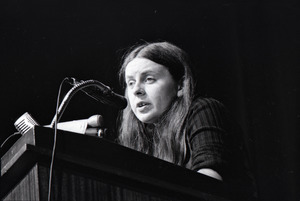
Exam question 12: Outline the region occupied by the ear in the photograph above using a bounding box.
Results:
[177,87,183,97]
[177,78,184,97]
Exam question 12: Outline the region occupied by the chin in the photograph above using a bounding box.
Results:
[137,115,156,124]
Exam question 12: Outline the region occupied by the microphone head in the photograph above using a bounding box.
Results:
[87,115,104,127]
[66,77,128,110]
[14,112,39,134]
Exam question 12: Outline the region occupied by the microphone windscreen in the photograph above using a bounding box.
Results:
[87,115,104,127]
[14,112,39,134]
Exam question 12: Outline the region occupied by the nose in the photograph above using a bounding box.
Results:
[133,81,145,96]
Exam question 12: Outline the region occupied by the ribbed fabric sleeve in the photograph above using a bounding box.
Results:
[185,97,252,185]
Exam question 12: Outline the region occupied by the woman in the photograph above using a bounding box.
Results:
[117,41,254,190]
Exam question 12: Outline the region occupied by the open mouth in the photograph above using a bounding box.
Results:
[137,102,149,108]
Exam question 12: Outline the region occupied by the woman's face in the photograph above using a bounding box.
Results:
[125,58,178,124]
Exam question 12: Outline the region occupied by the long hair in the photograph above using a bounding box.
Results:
[118,41,194,166]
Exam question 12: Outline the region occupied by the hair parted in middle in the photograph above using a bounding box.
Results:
[118,41,195,166]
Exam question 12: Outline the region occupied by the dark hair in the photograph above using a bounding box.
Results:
[118,41,194,165]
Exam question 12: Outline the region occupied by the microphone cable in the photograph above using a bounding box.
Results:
[48,77,69,201]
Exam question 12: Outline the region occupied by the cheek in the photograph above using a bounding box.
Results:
[153,85,177,109]
[157,95,173,110]
[126,90,135,109]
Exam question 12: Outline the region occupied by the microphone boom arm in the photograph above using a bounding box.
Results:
[50,79,126,128]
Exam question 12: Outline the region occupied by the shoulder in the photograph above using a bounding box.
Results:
[186,96,231,136]
[191,96,225,108]
[189,96,228,118]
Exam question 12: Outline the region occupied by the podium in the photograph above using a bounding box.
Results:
[1,126,235,201]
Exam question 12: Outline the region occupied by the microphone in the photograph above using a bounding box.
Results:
[14,112,39,134]
[86,114,104,127]
[67,78,127,110]
[53,114,104,135]
[14,112,107,137]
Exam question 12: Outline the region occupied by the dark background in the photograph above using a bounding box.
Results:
[1,0,299,200]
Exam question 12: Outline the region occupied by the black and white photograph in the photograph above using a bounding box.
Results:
[1,0,299,201]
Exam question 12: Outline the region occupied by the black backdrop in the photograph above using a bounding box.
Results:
[1,0,299,200]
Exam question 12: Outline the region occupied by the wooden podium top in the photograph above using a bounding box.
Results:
[1,126,235,201]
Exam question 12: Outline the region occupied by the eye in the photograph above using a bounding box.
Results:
[145,76,155,83]
[127,80,135,88]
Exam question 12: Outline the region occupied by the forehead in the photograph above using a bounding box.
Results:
[125,58,169,77]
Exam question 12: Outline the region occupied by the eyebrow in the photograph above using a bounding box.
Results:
[125,70,159,80]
